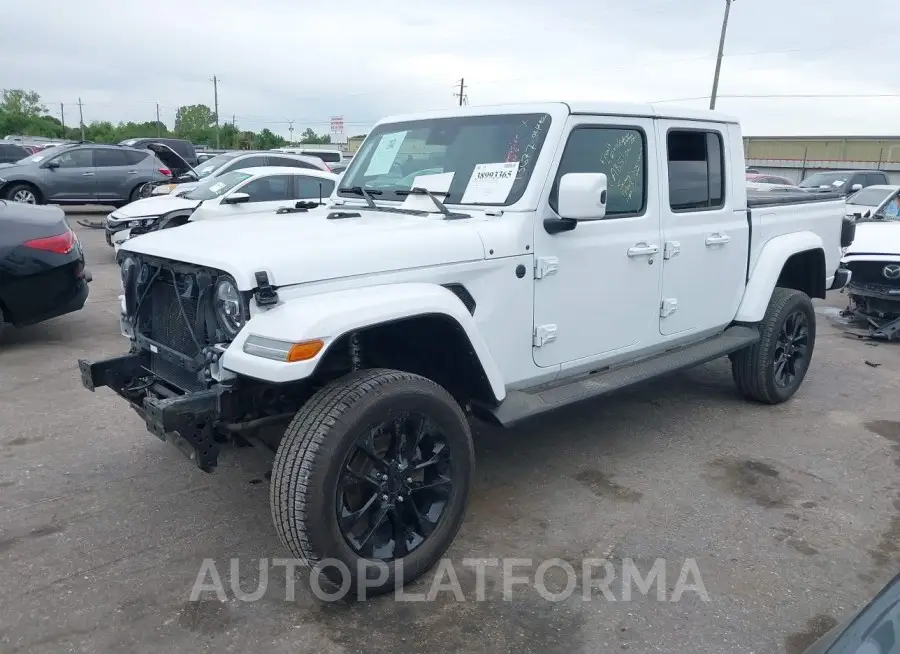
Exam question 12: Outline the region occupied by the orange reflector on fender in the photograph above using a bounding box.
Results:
[287,339,324,362]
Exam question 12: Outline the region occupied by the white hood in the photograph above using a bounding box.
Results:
[843,221,900,258]
[120,207,490,290]
[109,195,201,222]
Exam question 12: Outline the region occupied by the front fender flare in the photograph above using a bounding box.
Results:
[222,283,506,401]
[735,231,824,323]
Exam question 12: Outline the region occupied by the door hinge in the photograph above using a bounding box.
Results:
[660,298,678,317]
[663,241,681,260]
[534,256,559,279]
[533,324,558,347]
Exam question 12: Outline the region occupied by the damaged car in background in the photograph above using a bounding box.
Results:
[839,200,900,339]
[104,167,338,249]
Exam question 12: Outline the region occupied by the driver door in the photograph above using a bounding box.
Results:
[43,148,96,201]
[216,175,295,216]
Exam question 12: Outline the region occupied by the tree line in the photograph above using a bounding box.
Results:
[0,89,340,150]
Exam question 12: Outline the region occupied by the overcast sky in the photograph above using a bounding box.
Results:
[2,0,899,138]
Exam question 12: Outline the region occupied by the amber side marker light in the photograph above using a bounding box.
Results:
[287,339,325,362]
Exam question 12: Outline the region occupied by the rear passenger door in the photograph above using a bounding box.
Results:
[656,122,749,337]
[94,148,143,202]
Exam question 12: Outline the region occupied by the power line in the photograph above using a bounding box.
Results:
[652,92,900,104]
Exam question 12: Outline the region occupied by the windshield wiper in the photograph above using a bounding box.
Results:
[338,186,382,208]
[395,187,470,220]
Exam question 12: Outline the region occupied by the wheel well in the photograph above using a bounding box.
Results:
[4,181,43,203]
[312,314,497,407]
[776,249,825,299]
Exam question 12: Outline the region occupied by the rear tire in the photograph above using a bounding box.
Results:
[271,368,474,598]
[5,183,41,205]
[731,287,816,404]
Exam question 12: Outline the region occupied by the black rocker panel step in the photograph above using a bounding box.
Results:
[479,325,760,427]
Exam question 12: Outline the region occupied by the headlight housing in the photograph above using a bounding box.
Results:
[214,275,246,338]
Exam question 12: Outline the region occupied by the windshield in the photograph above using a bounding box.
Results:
[847,187,895,206]
[338,113,552,205]
[183,171,252,200]
[799,172,850,188]
[194,154,239,179]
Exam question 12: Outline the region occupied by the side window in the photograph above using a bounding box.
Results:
[667,130,726,211]
[850,174,866,189]
[94,149,130,167]
[52,148,94,168]
[237,175,293,203]
[866,173,885,186]
[550,126,646,217]
[221,156,267,174]
[295,176,334,199]
[123,150,150,165]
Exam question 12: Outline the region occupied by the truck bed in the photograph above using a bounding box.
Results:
[747,190,843,207]
[746,192,845,289]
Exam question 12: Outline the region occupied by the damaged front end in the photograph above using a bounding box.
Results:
[79,253,303,471]
[841,259,900,339]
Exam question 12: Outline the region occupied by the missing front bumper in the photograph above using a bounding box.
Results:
[79,352,238,471]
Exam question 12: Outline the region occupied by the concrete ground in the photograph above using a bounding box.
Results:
[0,213,898,654]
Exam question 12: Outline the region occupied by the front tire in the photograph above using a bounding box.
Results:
[271,369,474,598]
[6,183,40,205]
[731,287,816,403]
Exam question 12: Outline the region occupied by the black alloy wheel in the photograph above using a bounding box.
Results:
[336,411,453,560]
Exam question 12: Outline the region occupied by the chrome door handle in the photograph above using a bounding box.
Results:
[705,233,731,246]
[627,242,659,257]
[81,172,95,176]
[127,170,139,174]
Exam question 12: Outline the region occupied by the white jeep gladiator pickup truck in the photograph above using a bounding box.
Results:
[79,101,853,595]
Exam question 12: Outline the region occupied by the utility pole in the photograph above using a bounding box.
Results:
[211,75,220,149]
[77,97,85,141]
[454,78,467,106]
[59,103,66,138]
[709,0,735,110]
[156,103,161,136]
[288,120,294,145]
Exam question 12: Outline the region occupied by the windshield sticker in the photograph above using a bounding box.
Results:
[209,182,226,193]
[832,180,843,187]
[410,171,454,194]
[461,162,520,204]
[364,131,408,176]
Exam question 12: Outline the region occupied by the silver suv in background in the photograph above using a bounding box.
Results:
[0,144,173,206]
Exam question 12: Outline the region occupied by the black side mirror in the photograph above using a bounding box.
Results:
[45,160,60,170]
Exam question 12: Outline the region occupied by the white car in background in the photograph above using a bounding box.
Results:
[151,151,330,196]
[270,147,346,167]
[844,184,900,220]
[105,167,338,249]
